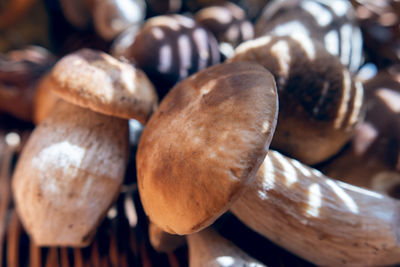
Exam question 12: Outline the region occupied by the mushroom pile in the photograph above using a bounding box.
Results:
[3,0,400,266]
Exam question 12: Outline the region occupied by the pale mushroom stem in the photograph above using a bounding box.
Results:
[12,100,129,247]
[187,228,266,267]
[231,150,400,266]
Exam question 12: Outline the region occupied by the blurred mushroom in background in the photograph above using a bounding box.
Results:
[256,0,363,73]
[114,14,220,97]
[320,66,400,197]
[0,46,56,122]
[195,2,254,59]
[351,0,400,67]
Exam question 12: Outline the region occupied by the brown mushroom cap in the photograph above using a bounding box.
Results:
[136,61,278,235]
[118,14,220,96]
[230,35,364,164]
[255,0,362,73]
[48,49,158,124]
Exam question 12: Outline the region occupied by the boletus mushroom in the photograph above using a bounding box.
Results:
[255,0,363,73]
[137,61,278,235]
[136,60,400,266]
[12,49,158,247]
[231,150,400,266]
[115,14,220,96]
[229,34,364,164]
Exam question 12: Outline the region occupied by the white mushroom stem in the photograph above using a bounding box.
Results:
[149,222,186,253]
[187,228,266,267]
[230,150,400,266]
[12,100,129,247]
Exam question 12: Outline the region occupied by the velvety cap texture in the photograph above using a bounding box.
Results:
[137,61,278,234]
[49,48,158,124]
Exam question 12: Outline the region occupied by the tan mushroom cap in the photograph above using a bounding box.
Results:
[137,61,278,235]
[48,48,158,124]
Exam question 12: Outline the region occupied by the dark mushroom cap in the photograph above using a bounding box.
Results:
[136,62,278,234]
[230,34,364,164]
[255,0,362,73]
[116,14,220,97]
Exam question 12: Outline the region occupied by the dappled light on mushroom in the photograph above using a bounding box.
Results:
[324,30,339,56]
[270,40,291,80]
[291,158,312,177]
[273,21,309,39]
[326,180,359,214]
[270,150,297,186]
[347,81,364,130]
[177,34,192,77]
[306,183,322,218]
[230,150,400,266]
[158,44,173,73]
[334,69,353,129]
[11,49,157,246]
[254,0,362,73]
[216,256,235,266]
[339,181,384,199]
[231,32,362,164]
[301,1,333,26]
[257,155,275,200]
[31,141,85,199]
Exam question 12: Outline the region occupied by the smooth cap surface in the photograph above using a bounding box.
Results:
[49,48,158,124]
[136,61,278,234]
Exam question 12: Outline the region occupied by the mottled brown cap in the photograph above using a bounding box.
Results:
[230,35,364,164]
[48,49,158,124]
[118,14,220,96]
[255,0,362,73]
[136,61,278,235]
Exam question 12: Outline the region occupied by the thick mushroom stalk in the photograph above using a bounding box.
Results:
[12,101,129,246]
[12,49,158,247]
[231,150,400,266]
[188,228,266,267]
